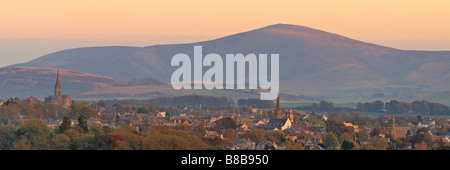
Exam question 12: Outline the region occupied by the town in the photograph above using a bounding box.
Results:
[0,70,449,150]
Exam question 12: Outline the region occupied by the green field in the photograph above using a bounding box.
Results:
[280,101,357,109]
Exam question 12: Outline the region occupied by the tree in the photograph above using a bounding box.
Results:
[223,129,236,141]
[365,137,388,150]
[78,115,89,133]
[59,116,72,133]
[326,120,352,136]
[12,136,32,150]
[319,100,334,111]
[370,128,381,137]
[283,141,304,150]
[0,125,17,150]
[16,120,50,150]
[405,130,412,139]
[50,134,71,150]
[356,103,364,111]
[243,129,266,143]
[215,117,236,130]
[195,121,207,137]
[414,141,428,150]
[97,100,107,108]
[0,103,21,123]
[115,114,120,124]
[322,132,340,150]
[373,100,384,112]
[339,132,354,144]
[69,104,98,119]
[341,140,355,150]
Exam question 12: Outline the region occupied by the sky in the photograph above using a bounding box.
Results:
[1,0,450,67]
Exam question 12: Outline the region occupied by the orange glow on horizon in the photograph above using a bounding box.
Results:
[1,0,449,50]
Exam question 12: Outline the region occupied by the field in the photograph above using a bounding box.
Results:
[280,101,357,109]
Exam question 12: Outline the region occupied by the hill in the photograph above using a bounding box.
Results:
[0,67,126,99]
[6,24,450,99]
[0,67,277,101]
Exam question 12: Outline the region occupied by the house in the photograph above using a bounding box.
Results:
[356,138,370,147]
[302,138,323,150]
[43,119,62,130]
[205,130,223,139]
[343,122,359,132]
[265,118,292,131]
[21,96,42,105]
[311,145,325,150]
[254,120,266,127]
[256,141,277,150]
[395,127,412,138]
[251,108,258,114]
[238,123,249,131]
[418,121,435,128]
[172,118,191,126]
[285,135,297,141]
[232,138,256,150]
[157,112,166,118]
[209,114,224,123]
[303,139,314,149]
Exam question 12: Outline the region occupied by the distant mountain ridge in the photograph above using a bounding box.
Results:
[0,67,126,99]
[0,67,276,101]
[7,24,450,92]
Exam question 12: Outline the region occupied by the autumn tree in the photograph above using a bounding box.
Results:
[59,116,72,133]
[12,136,32,150]
[364,137,388,150]
[283,141,304,150]
[215,117,236,130]
[68,104,98,119]
[414,141,428,150]
[341,140,355,150]
[49,134,71,150]
[0,125,17,150]
[243,129,266,143]
[16,120,50,150]
[0,103,22,124]
[197,121,207,137]
[78,115,89,133]
[322,132,340,150]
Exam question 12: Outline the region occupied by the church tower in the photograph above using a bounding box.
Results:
[289,108,294,122]
[275,94,283,119]
[54,69,62,98]
[391,113,396,139]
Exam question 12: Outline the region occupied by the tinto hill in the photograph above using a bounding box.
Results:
[9,24,450,91]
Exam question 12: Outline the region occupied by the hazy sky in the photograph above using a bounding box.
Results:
[1,0,450,67]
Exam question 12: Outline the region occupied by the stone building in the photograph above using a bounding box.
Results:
[44,69,72,107]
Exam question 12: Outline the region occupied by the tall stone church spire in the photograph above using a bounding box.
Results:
[54,69,62,98]
[45,68,72,107]
[276,93,282,119]
[391,113,396,139]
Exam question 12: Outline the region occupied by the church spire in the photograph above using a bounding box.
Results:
[391,113,396,140]
[54,69,62,97]
[276,93,282,119]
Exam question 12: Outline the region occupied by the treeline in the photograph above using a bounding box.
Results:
[357,100,450,115]
[149,95,234,107]
[0,100,98,124]
[293,101,355,113]
[0,119,210,150]
[237,98,275,108]
[294,100,450,115]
